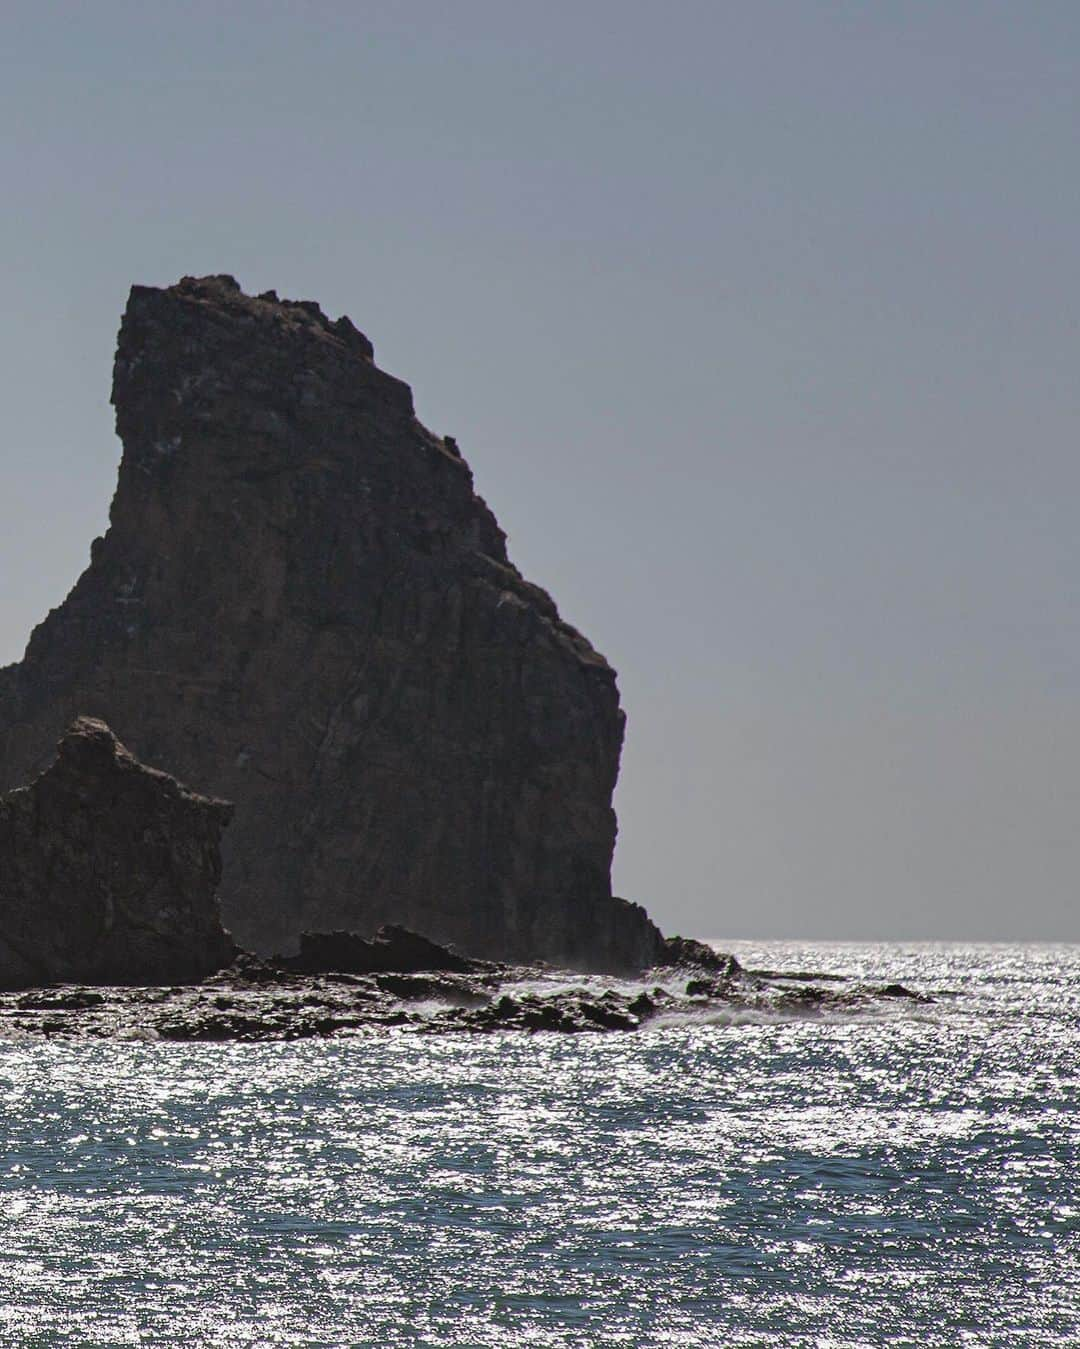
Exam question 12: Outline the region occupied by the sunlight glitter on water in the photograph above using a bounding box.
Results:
[0,943,1077,1346]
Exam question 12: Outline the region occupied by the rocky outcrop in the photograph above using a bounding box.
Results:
[0,718,235,989]
[659,935,743,976]
[0,951,932,1042]
[284,925,487,976]
[0,275,665,971]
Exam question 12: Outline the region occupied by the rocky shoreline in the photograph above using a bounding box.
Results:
[0,280,940,1028]
[0,715,931,1044]
[0,943,930,1043]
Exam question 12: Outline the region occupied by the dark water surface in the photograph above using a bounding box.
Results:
[1,942,1076,1346]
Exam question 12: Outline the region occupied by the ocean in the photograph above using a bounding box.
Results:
[0,941,1076,1347]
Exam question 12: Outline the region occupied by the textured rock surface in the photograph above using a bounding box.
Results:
[0,718,235,989]
[0,952,931,1043]
[0,275,664,970]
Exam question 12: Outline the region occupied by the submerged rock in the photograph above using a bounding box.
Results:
[0,718,235,990]
[0,275,663,972]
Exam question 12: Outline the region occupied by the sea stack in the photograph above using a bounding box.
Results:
[0,276,663,971]
[0,718,235,989]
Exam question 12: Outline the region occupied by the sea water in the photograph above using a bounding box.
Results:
[0,942,1076,1347]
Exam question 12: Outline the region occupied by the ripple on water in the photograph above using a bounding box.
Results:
[0,942,1077,1346]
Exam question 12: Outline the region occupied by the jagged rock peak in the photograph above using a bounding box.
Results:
[0,718,236,990]
[0,276,665,973]
[161,273,377,360]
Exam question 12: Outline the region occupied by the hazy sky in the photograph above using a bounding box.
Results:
[3,1,1078,941]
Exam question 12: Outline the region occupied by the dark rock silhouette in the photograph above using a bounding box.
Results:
[660,935,742,975]
[284,924,487,976]
[0,719,235,989]
[0,275,664,971]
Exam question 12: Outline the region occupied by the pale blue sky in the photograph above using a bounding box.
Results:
[3,1,1078,939]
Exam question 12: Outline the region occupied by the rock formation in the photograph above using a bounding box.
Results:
[0,718,235,989]
[283,925,488,977]
[0,275,664,971]
[0,945,931,1042]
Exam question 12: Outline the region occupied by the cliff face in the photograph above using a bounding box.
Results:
[0,718,235,989]
[0,275,663,971]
